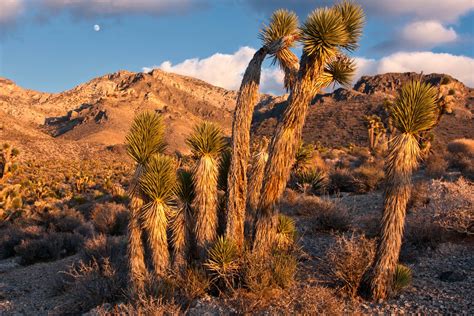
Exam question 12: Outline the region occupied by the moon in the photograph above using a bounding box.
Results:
[94,24,101,32]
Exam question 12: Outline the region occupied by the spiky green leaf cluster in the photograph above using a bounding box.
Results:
[186,122,226,158]
[301,1,364,59]
[393,264,412,292]
[277,215,296,241]
[323,54,356,86]
[301,7,348,59]
[205,236,239,277]
[390,81,439,134]
[126,112,166,165]
[294,142,315,171]
[139,154,177,204]
[260,9,299,64]
[296,168,327,192]
[335,1,365,51]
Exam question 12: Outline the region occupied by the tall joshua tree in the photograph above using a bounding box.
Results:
[186,122,226,260]
[139,154,177,278]
[253,1,364,253]
[125,112,167,293]
[360,81,439,300]
[226,10,300,250]
[170,169,195,270]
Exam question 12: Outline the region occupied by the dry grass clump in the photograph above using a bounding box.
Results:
[242,249,298,294]
[324,234,375,297]
[328,168,360,193]
[90,202,128,235]
[447,138,474,157]
[291,286,345,315]
[90,297,181,316]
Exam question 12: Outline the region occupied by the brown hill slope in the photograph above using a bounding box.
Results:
[252,73,473,149]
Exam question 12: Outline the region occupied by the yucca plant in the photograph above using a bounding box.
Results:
[139,154,177,278]
[293,142,315,172]
[205,236,240,291]
[254,1,364,253]
[360,81,440,300]
[295,168,327,195]
[170,169,195,270]
[125,112,167,293]
[186,122,226,260]
[275,214,297,250]
[226,9,300,251]
[392,264,412,294]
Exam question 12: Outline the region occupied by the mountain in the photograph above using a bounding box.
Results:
[1,70,472,159]
[252,72,473,150]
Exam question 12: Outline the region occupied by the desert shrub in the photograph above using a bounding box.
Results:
[404,219,446,249]
[0,225,28,259]
[447,138,474,179]
[15,232,83,265]
[90,202,128,235]
[407,181,430,211]
[310,199,351,233]
[243,249,298,294]
[90,297,181,316]
[58,235,128,312]
[324,234,375,297]
[353,163,384,192]
[425,152,448,179]
[329,169,360,193]
[39,206,86,233]
[392,264,412,294]
[349,146,372,167]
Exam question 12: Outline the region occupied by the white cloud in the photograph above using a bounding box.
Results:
[0,0,23,24]
[400,20,458,48]
[355,52,474,87]
[144,46,285,95]
[41,0,206,17]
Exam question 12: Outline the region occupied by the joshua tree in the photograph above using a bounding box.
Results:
[0,144,19,182]
[186,122,226,260]
[365,115,386,150]
[253,1,364,253]
[359,81,440,300]
[139,154,177,278]
[225,10,300,250]
[125,112,166,293]
[170,169,195,270]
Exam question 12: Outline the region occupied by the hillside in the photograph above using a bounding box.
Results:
[1,70,472,158]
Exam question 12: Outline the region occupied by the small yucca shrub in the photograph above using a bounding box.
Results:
[205,236,239,290]
[271,251,297,288]
[392,264,412,293]
[295,169,327,194]
[276,214,296,249]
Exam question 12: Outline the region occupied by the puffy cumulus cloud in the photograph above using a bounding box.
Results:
[41,0,207,17]
[354,52,474,87]
[400,20,458,48]
[144,46,285,95]
[0,0,24,24]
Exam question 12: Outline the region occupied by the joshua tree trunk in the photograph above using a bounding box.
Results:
[127,166,147,295]
[193,155,219,260]
[226,38,297,250]
[253,56,324,253]
[142,202,170,278]
[171,202,194,270]
[360,134,420,300]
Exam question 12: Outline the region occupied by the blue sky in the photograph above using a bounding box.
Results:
[0,0,473,94]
